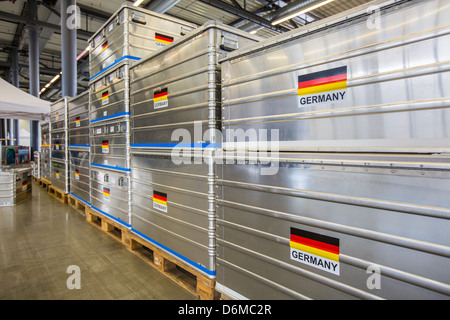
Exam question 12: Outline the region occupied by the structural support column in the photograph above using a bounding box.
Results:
[10,47,20,146]
[61,0,77,97]
[28,0,40,157]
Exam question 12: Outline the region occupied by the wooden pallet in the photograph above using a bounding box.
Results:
[124,232,218,300]
[85,207,129,246]
[39,178,51,190]
[48,185,68,204]
[68,194,89,215]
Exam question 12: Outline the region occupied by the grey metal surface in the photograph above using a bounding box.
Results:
[215,152,450,299]
[90,117,130,170]
[69,148,90,205]
[220,0,450,153]
[88,3,197,78]
[50,159,69,194]
[130,21,261,148]
[131,149,216,278]
[50,97,68,133]
[50,97,69,192]
[0,166,32,206]
[32,151,40,179]
[40,147,51,183]
[89,60,130,123]
[68,91,90,147]
[90,166,131,228]
[40,121,51,147]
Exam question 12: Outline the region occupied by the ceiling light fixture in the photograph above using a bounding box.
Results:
[133,0,145,7]
[272,0,336,26]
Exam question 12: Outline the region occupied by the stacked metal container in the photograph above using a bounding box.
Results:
[68,91,91,206]
[0,166,32,206]
[31,151,40,179]
[88,3,197,81]
[130,21,261,279]
[216,0,450,299]
[40,121,51,184]
[88,4,197,229]
[50,97,70,193]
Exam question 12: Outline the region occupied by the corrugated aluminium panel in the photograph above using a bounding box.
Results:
[220,0,450,153]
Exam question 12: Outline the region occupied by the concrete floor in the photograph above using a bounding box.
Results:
[0,183,197,300]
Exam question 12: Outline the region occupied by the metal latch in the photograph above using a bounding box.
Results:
[132,11,147,25]
[220,35,239,52]
[181,26,193,36]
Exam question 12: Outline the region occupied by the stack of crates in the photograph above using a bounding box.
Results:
[32,151,40,179]
[87,4,197,228]
[129,21,261,280]
[40,122,51,184]
[68,91,91,206]
[50,97,70,194]
[215,0,450,300]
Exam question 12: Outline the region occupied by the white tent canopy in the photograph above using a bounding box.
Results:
[0,78,51,121]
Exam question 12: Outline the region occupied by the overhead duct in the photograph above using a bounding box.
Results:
[241,0,330,33]
[271,0,335,25]
[146,0,181,13]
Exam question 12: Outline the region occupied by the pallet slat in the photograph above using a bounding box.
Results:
[48,185,68,204]
[124,232,218,300]
[68,194,89,215]
[85,207,130,246]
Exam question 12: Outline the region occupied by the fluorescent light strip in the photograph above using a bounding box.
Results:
[272,0,336,26]
[133,0,144,7]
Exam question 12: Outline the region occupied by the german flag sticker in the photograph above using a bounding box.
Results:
[153,190,167,213]
[101,91,109,105]
[153,88,168,109]
[102,140,109,154]
[298,66,348,107]
[75,169,80,180]
[103,187,110,200]
[100,41,108,53]
[155,33,174,47]
[56,171,60,179]
[290,227,340,275]
[75,116,80,127]
[22,182,28,191]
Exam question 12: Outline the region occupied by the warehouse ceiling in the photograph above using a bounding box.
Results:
[0,0,373,102]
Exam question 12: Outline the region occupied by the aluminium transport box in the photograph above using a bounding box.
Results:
[69,149,90,206]
[40,122,51,183]
[32,151,40,179]
[68,91,90,147]
[40,121,51,147]
[220,0,450,153]
[88,3,197,80]
[215,152,450,300]
[131,149,216,278]
[130,20,261,149]
[68,91,91,206]
[50,97,70,193]
[0,166,32,206]
[89,60,130,123]
[129,21,261,279]
[40,147,51,183]
[90,166,131,228]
